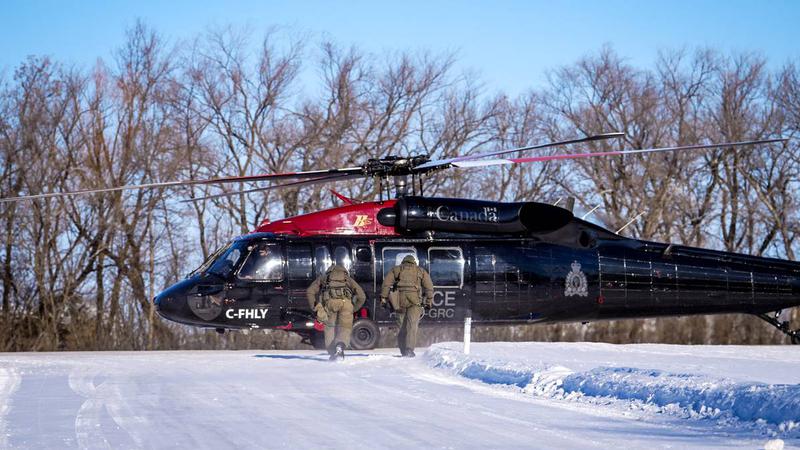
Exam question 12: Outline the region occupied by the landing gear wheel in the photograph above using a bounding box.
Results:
[350,319,380,350]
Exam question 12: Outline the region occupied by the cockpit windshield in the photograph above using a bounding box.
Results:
[188,242,231,278]
[205,241,249,278]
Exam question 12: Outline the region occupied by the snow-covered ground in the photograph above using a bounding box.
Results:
[0,342,797,449]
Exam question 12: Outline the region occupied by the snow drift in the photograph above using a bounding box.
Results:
[425,343,800,428]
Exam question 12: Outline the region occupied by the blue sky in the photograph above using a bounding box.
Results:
[1,0,798,95]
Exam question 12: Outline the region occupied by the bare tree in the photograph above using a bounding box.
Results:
[186,26,303,232]
[1,25,798,350]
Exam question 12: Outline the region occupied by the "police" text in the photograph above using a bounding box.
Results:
[426,290,456,319]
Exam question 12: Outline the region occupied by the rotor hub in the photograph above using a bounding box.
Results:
[362,155,431,177]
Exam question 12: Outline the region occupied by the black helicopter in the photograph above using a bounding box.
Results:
[4,133,798,348]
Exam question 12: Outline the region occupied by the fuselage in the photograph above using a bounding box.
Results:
[154,197,800,337]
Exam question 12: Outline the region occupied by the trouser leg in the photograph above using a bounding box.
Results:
[405,305,422,352]
[337,302,354,348]
[396,311,407,354]
[324,309,338,354]
[324,299,345,354]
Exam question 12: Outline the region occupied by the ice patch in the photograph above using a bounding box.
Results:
[425,344,800,430]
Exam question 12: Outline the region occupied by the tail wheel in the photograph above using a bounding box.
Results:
[351,318,380,350]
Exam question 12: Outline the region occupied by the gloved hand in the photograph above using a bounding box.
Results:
[381,297,395,313]
[423,299,433,310]
[314,303,328,323]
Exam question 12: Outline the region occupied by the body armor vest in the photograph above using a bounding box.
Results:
[324,268,352,300]
[396,264,421,292]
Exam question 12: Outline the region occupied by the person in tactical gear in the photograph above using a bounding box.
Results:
[306,264,366,360]
[380,255,434,357]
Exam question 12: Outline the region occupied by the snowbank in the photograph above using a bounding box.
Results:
[425,343,800,428]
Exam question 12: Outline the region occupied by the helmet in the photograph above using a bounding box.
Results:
[401,255,417,265]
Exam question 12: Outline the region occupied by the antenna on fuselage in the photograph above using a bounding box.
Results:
[616,211,646,235]
[580,190,613,220]
[582,203,602,220]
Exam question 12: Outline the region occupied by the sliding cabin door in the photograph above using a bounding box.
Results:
[423,246,468,322]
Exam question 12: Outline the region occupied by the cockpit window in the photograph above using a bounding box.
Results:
[206,241,248,278]
[238,243,284,281]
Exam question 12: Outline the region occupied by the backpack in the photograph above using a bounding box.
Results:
[324,266,353,299]
[395,263,422,291]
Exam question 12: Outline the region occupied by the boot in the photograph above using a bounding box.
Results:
[405,349,415,358]
[329,342,345,361]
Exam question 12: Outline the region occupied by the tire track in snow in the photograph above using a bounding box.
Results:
[68,365,112,450]
[69,365,153,449]
[350,355,602,448]
[70,364,178,449]
[0,367,22,449]
[100,378,151,448]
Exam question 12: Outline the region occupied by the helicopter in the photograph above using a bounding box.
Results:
[3,133,798,348]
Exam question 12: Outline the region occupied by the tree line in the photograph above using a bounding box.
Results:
[1,22,798,351]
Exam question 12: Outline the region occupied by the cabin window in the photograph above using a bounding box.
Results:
[237,243,284,281]
[474,248,495,279]
[334,245,352,271]
[314,246,332,277]
[382,247,417,279]
[494,250,520,284]
[474,247,495,294]
[287,244,313,280]
[356,246,372,263]
[428,247,464,288]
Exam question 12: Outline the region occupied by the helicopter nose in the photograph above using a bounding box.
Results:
[154,285,188,321]
[153,276,211,325]
[154,292,174,317]
[154,291,193,325]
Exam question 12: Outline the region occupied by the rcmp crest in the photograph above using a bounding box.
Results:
[564,261,588,297]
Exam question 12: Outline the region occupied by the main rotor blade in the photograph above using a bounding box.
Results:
[447,138,787,169]
[201,166,364,183]
[181,173,362,203]
[414,132,625,171]
[0,167,365,203]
